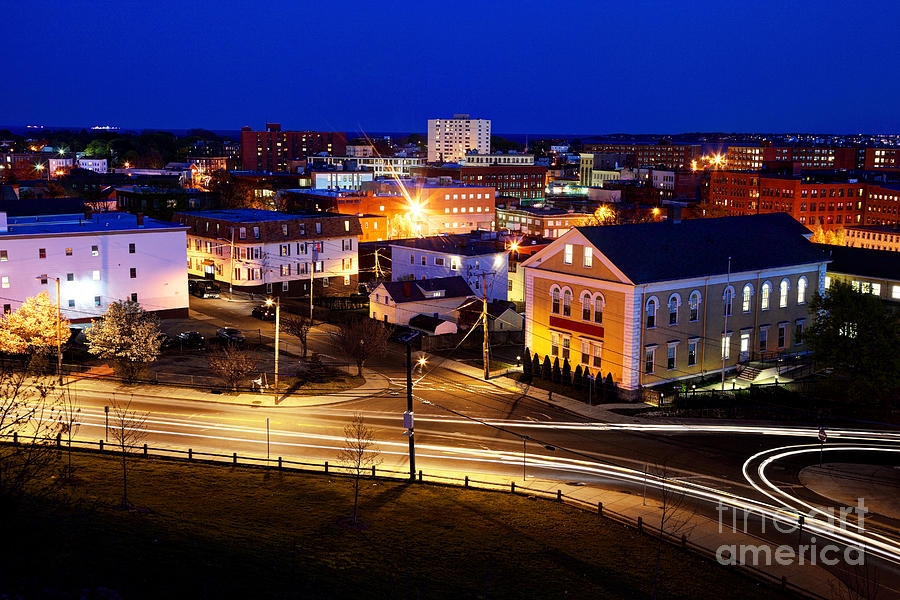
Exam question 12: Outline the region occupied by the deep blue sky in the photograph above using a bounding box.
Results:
[2,0,898,134]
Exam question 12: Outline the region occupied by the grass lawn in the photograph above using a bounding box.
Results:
[0,452,787,599]
[281,362,364,396]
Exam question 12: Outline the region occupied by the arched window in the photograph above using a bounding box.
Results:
[779,279,789,308]
[798,276,808,304]
[668,294,680,325]
[689,290,701,321]
[562,289,572,317]
[761,281,771,310]
[723,285,734,317]
[646,296,658,328]
[551,286,560,314]
[593,293,604,324]
[581,292,591,321]
[741,284,753,313]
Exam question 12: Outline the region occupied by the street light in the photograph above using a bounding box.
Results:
[266,296,281,401]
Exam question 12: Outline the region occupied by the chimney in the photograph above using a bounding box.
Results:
[137,212,144,227]
[667,205,682,224]
[403,281,411,297]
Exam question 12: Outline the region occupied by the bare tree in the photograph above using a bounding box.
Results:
[58,387,80,481]
[336,414,382,525]
[0,362,64,502]
[830,558,880,600]
[207,345,258,391]
[110,400,149,509]
[651,461,697,600]
[284,315,314,358]
[332,319,389,376]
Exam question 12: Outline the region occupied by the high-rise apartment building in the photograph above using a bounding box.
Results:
[427,115,490,163]
[240,123,346,172]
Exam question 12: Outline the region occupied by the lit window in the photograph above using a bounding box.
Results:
[551,287,560,314]
[687,339,698,366]
[562,289,572,317]
[583,246,592,268]
[779,279,789,308]
[797,277,807,304]
[742,284,752,313]
[761,282,771,310]
[668,295,679,325]
[91,245,99,256]
[689,291,701,321]
[646,297,657,328]
[92,270,100,281]
[563,244,573,264]
[721,333,732,360]
[667,344,677,370]
[644,346,655,374]
[0,250,6,262]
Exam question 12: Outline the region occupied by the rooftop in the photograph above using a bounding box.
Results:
[816,243,900,281]
[389,234,507,256]
[380,276,474,304]
[499,205,591,216]
[574,213,827,284]
[176,209,347,223]
[1,212,181,236]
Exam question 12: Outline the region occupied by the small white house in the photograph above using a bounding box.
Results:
[369,276,474,332]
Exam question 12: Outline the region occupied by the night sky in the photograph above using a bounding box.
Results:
[3,0,898,134]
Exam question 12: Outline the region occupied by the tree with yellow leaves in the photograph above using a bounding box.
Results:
[0,292,70,356]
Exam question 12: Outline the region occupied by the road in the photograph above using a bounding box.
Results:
[55,294,900,596]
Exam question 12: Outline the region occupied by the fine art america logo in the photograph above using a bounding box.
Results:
[715,499,868,566]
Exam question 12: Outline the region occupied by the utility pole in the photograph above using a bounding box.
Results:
[229,227,235,298]
[722,256,731,391]
[274,296,280,401]
[309,244,317,320]
[404,337,417,480]
[482,272,490,380]
[55,276,62,384]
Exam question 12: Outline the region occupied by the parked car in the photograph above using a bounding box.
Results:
[251,304,276,321]
[176,331,206,349]
[157,332,178,351]
[216,327,246,345]
[189,279,220,299]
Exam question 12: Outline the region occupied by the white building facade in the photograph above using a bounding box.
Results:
[0,211,188,323]
[427,115,491,163]
[390,242,508,302]
[309,156,424,178]
[77,158,108,173]
[461,153,534,166]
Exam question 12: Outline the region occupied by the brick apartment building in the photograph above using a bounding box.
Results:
[726,143,900,172]
[410,163,547,202]
[582,143,701,170]
[240,123,346,171]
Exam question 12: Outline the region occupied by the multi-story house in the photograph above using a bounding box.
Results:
[177,209,361,297]
[369,276,474,332]
[389,233,509,302]
[496,205,593,239]
[0,209,188,322]
[427,115,491,163]
[522,213,828,394]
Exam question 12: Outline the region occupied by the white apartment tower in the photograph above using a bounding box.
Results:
[427,115,491,163]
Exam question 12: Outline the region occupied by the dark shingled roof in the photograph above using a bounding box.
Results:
[815,243,900,281]
[408,314,450,334]
[576,213,827,284]
[382,276,474,304]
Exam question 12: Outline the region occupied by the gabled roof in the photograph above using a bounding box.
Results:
[456,298,518,318]
[408,314,450,334]
[381,276,474,304]
[815,243,900,281]
[573,214,827,284]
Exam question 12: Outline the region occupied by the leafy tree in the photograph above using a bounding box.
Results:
[532,353,542,379]
[490,136,521,153]
[83,139,110,157]
[572,364,582,387]
[85,300,162,382]
[522,347,532,379]
[552,357,561,383]
[561,358,572,386]
[284,315,314,358]
[405,133,424,147]
[541,356,551,379]
[0,292,71,356]
[604,373,616,403]
[568,139,583,153]
[332,318,389,376]
[806,281,900,406]
[337,413,381,525]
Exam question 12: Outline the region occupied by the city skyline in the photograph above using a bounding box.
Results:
[2,0,899,134]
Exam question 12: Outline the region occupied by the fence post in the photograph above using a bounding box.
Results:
[56,432,62,448]
[188,448,193,461]
[681,534,686,548]
[510,481,516,494]
[232,452,237,465]
[143,443,148,457]
[12,431,17,445]
[464,475,469,488]
[557,489,562,502]
[598,502,603,516]
[418,469,422,482]
[278,457,282,470]
[371,465,376,478]
[637,516,643,532]
[324,461,329,474]
[98,439,103,451]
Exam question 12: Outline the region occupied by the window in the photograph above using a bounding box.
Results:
[563,244,573,265]
[742,284,752,313]
[239,227,247,239]
[421,256,426,266]
[253,227,260,239]
[66,248,73,256]
[723,286,734,316]
[40,274,47,285]
[551,332,559,356]
[581,292,591,320]
[668,294,679,325]
[795,276,807,304]
[410,254,415,264]
[94,296,101,307]
[66,273,74,281]
[687,339,698,366]
[344,220,350,232]
[562,336,570,360]
[871,283,881,296]
[130,268,136,279]
[129,243,135,254]
[551,287,560,314]
[779,279,789,308]
[90,270,100,281]
[721,333,732,360]
[91,245,99,256]
[759,327,768,352]
[689,291,700,321]
[131,293,138,303]
[315,223,322,234]
[581,340,590,365]
[592,343,602,368]
[646,297,657,328]
[760,282,771,310]
[2,304,8,314]
[0,250,6,262]
[434,257,445,266]
[778,323,787,349]
[68,299,74,308]
[583,246,592,267]
[594,294,603,323]
[667,344,677,370]
[644,346,656,374]
[39,248,46,259]
[892,285,900,300]
[562,289,572,317]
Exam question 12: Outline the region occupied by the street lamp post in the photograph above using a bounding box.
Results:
[36,275,63,384]
[266,297,281,401]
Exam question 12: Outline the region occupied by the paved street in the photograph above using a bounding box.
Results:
[54,294,900,598]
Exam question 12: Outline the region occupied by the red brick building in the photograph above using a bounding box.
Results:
[240,123,346,172]
[409,164,547,202]
[727,143,900,172]
[582,142,701,170]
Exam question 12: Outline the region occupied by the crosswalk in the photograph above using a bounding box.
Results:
[386,377,507,395]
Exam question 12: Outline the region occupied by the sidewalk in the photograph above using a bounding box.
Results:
[66,370,389,408]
